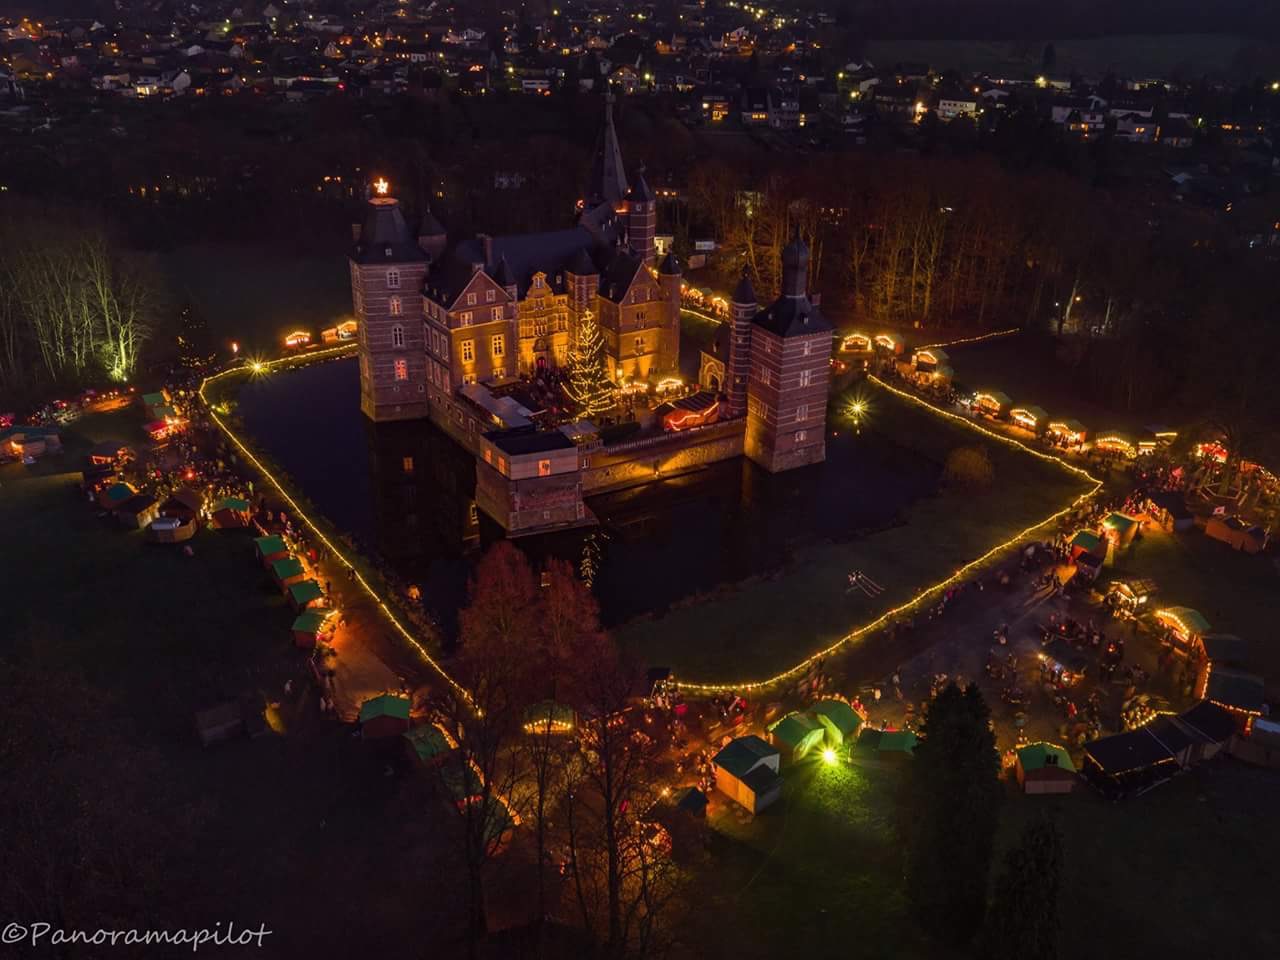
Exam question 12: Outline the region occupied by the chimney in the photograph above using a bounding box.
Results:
[351,223,362,243]
[479,233,494,268]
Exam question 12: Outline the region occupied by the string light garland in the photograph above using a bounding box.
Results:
[199,347,474,704]
[673,376,1102,695]
[916,327,1019,351]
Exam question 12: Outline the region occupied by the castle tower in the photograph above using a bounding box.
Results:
[351,182,430,421]
[725,266,756,419]
[625,164,657,267]
[744,234,833,472]
[658,250,682,375]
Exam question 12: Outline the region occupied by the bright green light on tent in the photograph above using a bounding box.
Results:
[822,748,837,765]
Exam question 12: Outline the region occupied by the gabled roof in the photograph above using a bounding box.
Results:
[768,711,823,749]
[1070,529,1104,552]
[1084,728,1175,774]
[272,557,304,581]
[713,734,777,778]
[1205,666,1265,714]
[292,610,332,634]
[288,580,324,606]
[811,699,862,737]
[359,693,410,723]
[254,534,286,556]
[658,250,681,276]
[1176,700,1237,742]
[599,251,644,303]
[403,724,451,762]
[1016,741,1075,773]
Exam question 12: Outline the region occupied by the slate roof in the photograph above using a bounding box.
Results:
[442,226,619,301]
[732,267,757,305]
[1205,666,1265,714]
[1084,728,1175,775]
[599,251,644,304]
[585,95,628,207]
[484,426,575,456]
[752,295,832,338]
[1176,700,1237,742]
[352,197,427,265]
[658,250,681,276]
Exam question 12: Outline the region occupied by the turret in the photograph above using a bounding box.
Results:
[626,163,657,267]
[658,250,682,375]
[565,247,598,318]
[351,179,430,422]
[724,265,756,418]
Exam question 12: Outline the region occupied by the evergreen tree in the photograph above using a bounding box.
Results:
[564,310,615,417]
[899,682,1002,946]
[980,816,1063,960]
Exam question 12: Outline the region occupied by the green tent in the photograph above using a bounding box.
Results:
[359,694,410,724]
[403,725,452,765]
[291,610,331,635]
[141,392,166,407]
[103,482,135,504]
[1103,513,1137,536]
[1016,742,1075,774]
[1158,606,1211,637]
[288,580,324,608]
[811,700,863,746]
[1070,529,1104,554]
[271,557,305,583]
[254,534,286,558]
[768,712,826,759]
[216,496,251,513]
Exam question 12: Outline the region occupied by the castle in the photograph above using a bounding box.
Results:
[351,99,833,534]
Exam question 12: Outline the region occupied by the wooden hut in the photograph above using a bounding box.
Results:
[1047,418,1087,447]
[358,694,411,740]
[1204,516,1267,554]
[1015,742,1076,794]
[211,496,252,529]
[1106,577,1156,615]
[254,534,289,566]
[974,390,1011,419]
[841,332,873,353]
[1081,728,1178,796]
[291,609,335,649]
[1009,405,1049,434]
[1094,432,1137,458]
[1145,491,1194,532]
[288,579,325,612]
[161,488,203,522]
[403,724,454,769]
[149,515,198,543]
[1197,665,1265,730]
[271,556,307,592]
[1069,529,1106,561]
[1174,700,1237,762]
[873,333,904,356]
[712,735,783,814]
[767,711,826,763]
[912,346,949,372]
[1102,512,1141,548]
[116,493,160,529]
[811,699,864,747]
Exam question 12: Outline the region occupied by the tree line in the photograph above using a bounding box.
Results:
[0,201,161,403]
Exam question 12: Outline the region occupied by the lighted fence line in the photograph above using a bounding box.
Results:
[672,375,1103,695]
[198,349,473,704]
[916,327,1020,351]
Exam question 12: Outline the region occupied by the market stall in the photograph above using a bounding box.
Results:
[291,609,335,649]
[1015,742,1076,795]
[1106,577,1156,616]
[358,694,411,739]
[1094,432,1137,458]
[1102,512,1141,549]
[1009,404,1048,434]
[1046,418,1087,447]
[973,390,1011,419]
[1153,606,1211,654]
[767,711,826,763]
[873,333,904,356]
[912,347,950,372]
[841,332,873,353]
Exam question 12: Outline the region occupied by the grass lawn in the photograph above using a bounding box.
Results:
[690,750,1280,959]
[0,409,461,954]
[159,243,351,356]
[616,381,1093,684]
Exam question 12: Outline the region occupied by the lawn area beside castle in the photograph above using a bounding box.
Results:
[682,748,1280,960]
[614,381,1094,684]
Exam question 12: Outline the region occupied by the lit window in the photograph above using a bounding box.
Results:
[462,340,474,363]
[386,268,400,289]
[391,324,404,348]
[485,289,495,303]
[799,368,811,387]
[394,358,408,381]
[493,368,506,379]
[497,456,507,473]
[635,336,644,355]
[538,459,552,477]
[795,430,807,443]
[389,296,402,316]
[402,456,414,473]
[491,334,505,357]
[459,311,473,326]
[484,448,492,465]
[491,306,503,322]
[466,292,477,306]
[795,404,808,422]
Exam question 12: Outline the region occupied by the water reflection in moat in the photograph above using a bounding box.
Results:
[236,357,940,639]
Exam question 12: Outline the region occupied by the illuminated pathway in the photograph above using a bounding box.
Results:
[199,346,472,705]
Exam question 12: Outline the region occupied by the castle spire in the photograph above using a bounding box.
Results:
[585,89,629,209]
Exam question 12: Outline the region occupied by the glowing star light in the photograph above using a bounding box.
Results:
[373,177,390,196]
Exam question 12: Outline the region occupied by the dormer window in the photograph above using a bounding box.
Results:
[384,246,393,258]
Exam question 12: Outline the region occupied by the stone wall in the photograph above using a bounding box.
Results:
[582,419,745,494]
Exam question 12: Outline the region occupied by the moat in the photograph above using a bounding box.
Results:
[236,356,942,639]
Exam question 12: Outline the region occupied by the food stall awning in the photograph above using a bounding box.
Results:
[914,347,950,365]
[1010,405,1048,425]
[976,390,1011,407]
[1155,606,1211,637]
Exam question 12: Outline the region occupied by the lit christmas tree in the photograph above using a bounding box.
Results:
[564,310,615,417]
